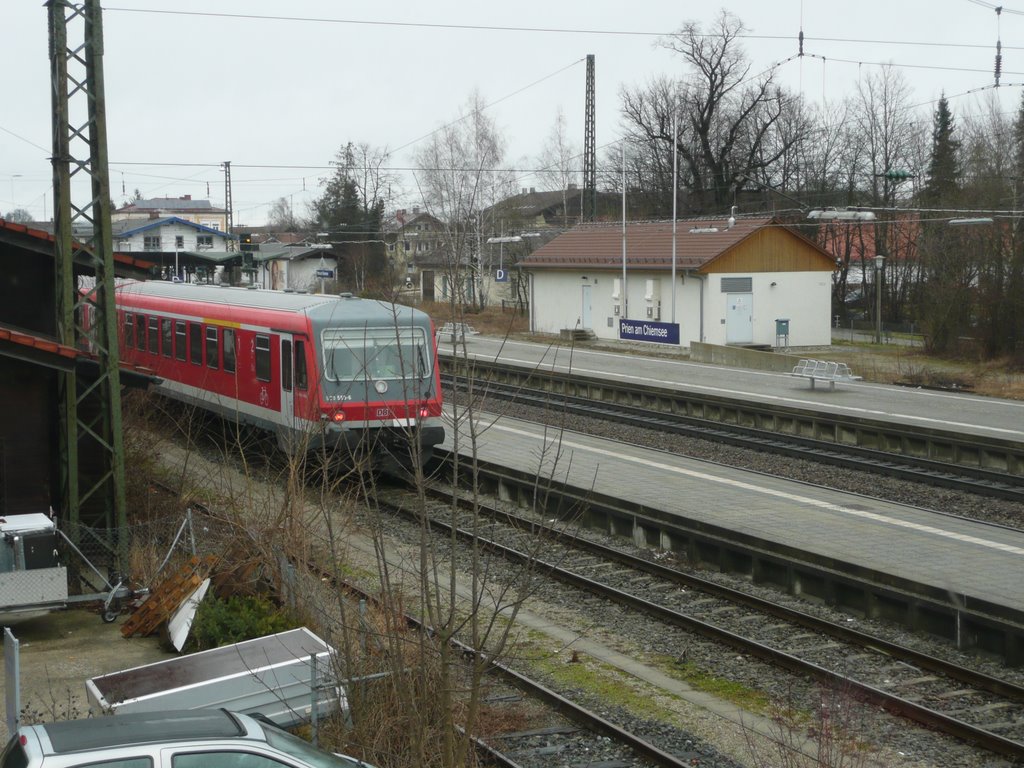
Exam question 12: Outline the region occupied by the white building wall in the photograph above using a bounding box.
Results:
[530,268,832,348]
[115,222,228,252]
[704,272,831,347]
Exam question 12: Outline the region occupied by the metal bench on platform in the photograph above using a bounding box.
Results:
[436,322,478,342]
[791,358,862,390]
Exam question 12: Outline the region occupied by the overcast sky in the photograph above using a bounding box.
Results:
[3,0,1024,227]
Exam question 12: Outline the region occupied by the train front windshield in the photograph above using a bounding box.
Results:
[321,327,431,382]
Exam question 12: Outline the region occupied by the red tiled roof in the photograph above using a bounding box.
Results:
[0,218,158,272]
[522,216,781,270]
[0,325,79,361]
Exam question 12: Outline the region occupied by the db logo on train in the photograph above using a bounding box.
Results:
[375,407,391,419]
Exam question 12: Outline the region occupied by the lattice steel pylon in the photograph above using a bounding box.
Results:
[583,54,596,222]
[48,0,127,557]
[222,160,235,251]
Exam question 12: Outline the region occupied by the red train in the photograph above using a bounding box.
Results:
[112,281,445,468]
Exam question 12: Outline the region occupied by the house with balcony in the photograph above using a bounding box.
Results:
[112,217,235,254]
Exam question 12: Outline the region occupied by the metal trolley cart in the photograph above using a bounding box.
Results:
[0,513,141,623]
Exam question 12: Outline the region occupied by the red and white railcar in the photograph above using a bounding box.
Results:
[113,281,444,466]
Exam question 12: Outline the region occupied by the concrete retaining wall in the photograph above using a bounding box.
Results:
[690,342,803,372]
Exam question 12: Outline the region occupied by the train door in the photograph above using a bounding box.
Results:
[280,334,313,426]
[281,337,295,427]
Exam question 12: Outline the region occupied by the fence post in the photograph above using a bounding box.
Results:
[5,628,19,736]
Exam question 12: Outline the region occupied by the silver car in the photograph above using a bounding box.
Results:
[2,709,370,768]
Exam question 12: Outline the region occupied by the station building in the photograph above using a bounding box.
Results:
[520,216,836,349]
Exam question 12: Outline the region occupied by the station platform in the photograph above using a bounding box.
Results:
[440,409,1024,651]
[443,335,1024,446]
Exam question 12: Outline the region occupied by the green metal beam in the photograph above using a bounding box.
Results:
[48,0,127,563]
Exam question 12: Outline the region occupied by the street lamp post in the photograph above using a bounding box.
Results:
[874,254,885,344]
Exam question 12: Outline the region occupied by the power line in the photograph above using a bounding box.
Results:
[103,6,1024,51]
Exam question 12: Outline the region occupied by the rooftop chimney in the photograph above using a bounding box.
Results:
[181,195,191,200]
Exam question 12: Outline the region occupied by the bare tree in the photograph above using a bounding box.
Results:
[850,66,925,326]
[266,196,299,232]
[2,207,32,223]
[536,107,581,226]
[618,11,808,216]
[413,90,512,311]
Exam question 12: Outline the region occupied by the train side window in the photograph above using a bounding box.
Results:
[135,314,146,351]
[281,339,292,392]
[161,318,173,357]
[148,317,159,354]
[222,328,236,374]
[189,323,203,365]
[206,327,219,369]
[255,335,271,382]
[174,321,187,361]
[295,340,308,391]
[124,313,133,350]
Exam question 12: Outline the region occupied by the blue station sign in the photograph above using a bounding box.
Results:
[619,319,680,345]
[315,268,335,279]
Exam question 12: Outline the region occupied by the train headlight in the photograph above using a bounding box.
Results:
[419,406,430,419]
[331,410,346,423]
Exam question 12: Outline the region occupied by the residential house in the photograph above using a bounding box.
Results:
[383,208,445,300]
[113,195,228,232]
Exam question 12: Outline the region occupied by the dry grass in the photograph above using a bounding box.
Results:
[822,343,1024,399]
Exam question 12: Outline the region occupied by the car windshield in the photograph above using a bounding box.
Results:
[321,327,428,382]
[263,725,371,768]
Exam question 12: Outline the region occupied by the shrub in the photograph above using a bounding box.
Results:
[188,594,298,651]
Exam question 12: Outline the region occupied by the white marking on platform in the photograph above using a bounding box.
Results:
[458,348,1024,438]
[486,421,1024,557]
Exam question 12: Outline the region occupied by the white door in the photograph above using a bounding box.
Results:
[581,284,592,329]
[725,293,753,344]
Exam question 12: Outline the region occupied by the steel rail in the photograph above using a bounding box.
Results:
[442,372,1024,502]
[405,479,1024,760]
[424,482,1024,702]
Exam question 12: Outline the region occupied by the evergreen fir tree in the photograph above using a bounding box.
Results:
[922,95,960,204]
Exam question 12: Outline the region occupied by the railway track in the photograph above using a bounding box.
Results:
[442,372,1024,502]
[378,478,1024,761]
[158,490,710,767]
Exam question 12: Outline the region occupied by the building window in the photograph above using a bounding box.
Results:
[143,235,161,251]
[255,335,271,382]
[162,318,173,357]
[222,328,236,373]
[295,339,308,390]
[206,326,219,369]
[387,242,395,252]
[281,339,292,392]
[404,241,410,252]
[189,323,202,365]
[147,317,159,353]
[196,235,214,249]
[175,235,184,249]
[174,321,186,361]
[135,314,146,350]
